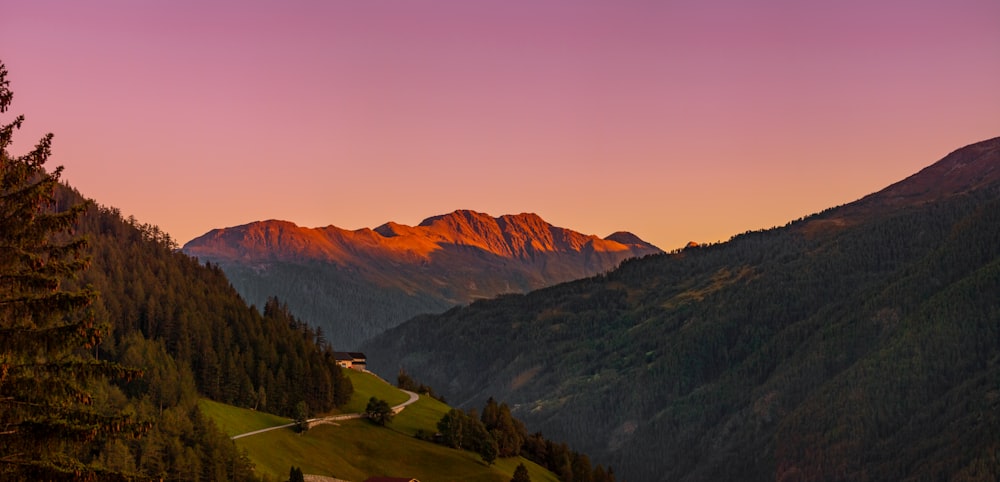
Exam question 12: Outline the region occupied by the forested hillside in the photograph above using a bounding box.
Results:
[71,197,352,415]
[1,60,352,480]
[3,178,356,480]
[50,186,355,480]
[4,182,355,480]
[364,137,1000,481]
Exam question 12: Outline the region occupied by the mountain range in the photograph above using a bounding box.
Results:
[362,136,1000,481]
[183,210,661,348]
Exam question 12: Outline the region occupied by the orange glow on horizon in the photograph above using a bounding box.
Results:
[2,1,998,250]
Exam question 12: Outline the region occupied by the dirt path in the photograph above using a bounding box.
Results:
[230,389,420,440]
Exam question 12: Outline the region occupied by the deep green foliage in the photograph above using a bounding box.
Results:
[365,397,394,426]
[436,406,496,457]
[492,402,526,457]
[512,463,531,482]
[0,60,145,481]
[0,60,349,480]
[287,466,304,482]
[436,396,608,481]
[437,408,469,449]
[75,203,353,418]
[477,397,528,458]
[397,367,446,402]
[479,433,499,466]
[114,333,256,480]
[294,401,309,433]
[366,139,1000,481]
[204,260,453,349]
[65,201,354,478]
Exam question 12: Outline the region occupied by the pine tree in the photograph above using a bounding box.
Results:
[511,462,531,482]
[481,396,500,429]
[0,61,144,480]
[287,466,304,482]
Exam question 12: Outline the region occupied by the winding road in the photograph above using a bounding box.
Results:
[231,389,419,440]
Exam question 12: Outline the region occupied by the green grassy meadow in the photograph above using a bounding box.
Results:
[198,398,291,438]
[338,369,410,414]
[202,370,558,482]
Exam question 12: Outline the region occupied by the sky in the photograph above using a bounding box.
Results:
[3,0,999,250]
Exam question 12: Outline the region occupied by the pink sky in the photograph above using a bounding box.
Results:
[3,0,999,250]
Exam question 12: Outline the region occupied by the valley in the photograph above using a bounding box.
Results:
[363,137,1000,481]
[2,51,999,481]
[183,211,661,348]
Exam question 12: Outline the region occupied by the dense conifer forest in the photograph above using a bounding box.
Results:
[365,138,1000,481]
[58,190,354,479]
[1,61,351,480]
[430,394,619,482]
[1,64,147,479]
[69,199,353,417]
[212,260,453,350]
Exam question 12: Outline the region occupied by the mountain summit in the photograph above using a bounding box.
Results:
[185,210,657,268]
[806,136,1000,232]
[870,135,1000,205]
[361,136,1000,482]
[183,211,660,347]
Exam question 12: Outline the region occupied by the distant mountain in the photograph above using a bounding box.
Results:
[362,137,1000,481]
[42,185,352,480]
[183,210,661,348]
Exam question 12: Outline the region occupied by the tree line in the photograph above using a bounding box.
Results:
[365,139,1000,481]
[430,395,617,482]
[1,60,352,480]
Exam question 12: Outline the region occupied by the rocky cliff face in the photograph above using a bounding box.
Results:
[187,210,657,265]
[183,210,661,348]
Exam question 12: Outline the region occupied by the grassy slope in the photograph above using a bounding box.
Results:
[337,369,410,414]
[198,398,291,438]
[203,370,558,482]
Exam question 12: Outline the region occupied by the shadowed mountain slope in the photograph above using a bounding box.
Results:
[363,137,1000,482]
[183,210,660,348]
